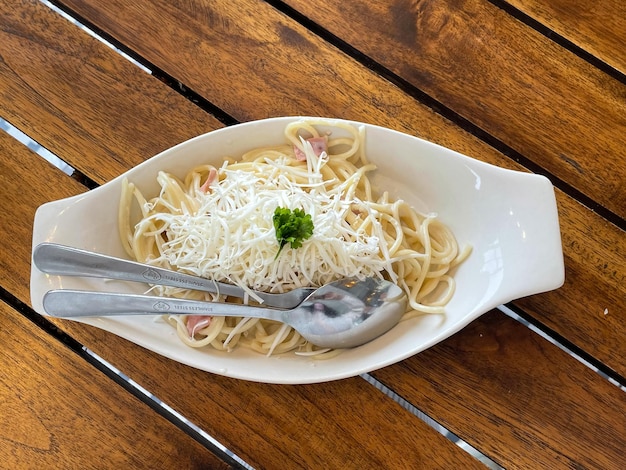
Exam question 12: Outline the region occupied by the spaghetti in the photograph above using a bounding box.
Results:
[118,119,470,356]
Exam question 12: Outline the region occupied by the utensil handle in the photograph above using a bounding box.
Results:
[33,243,247,298]
[42,289,286,321]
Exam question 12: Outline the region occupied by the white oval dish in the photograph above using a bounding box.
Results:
[30,117,564,384]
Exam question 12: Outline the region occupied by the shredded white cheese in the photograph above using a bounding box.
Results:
[144,150,393,298]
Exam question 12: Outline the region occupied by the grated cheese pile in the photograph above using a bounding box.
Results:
[144,149,394,301]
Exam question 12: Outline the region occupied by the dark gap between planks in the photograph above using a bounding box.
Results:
[487,0,626,85]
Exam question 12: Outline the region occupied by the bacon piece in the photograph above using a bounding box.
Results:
[200,167,218,193]
[294,136,328,161]
[186,315,212,337]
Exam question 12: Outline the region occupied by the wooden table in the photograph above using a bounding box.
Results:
[1,0,624,468]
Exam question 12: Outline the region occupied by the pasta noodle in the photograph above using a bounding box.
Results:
[118,119,470,356]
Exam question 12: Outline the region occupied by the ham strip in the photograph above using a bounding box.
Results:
[294,136,328,161]
[200,167,218,193]
[186,315,212,337]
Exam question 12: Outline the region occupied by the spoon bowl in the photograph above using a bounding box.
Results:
[42,278,407,349]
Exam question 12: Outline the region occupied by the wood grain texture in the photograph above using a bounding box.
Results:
[505,0,626,74]
[0,300,229,469]
[0,0,220,185]
[372,310,626,469]
[515,193,625,376]
[281,0,626,220]
[49,0,625,377]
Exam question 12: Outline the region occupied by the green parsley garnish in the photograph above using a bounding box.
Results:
[273,207,314,259]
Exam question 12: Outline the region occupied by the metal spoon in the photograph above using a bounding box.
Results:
[34,243,316,309]
[42,278,407,349]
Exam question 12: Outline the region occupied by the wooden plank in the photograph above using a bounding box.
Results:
[0,139,85,296]
[46,0,625,378]
[0,0,219,184]
[505,0,626,74]
[0,300,231,469]
[278,0,626,220]
[0,8,487,470]
[372,310,626,469]
[515,194,625,374]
